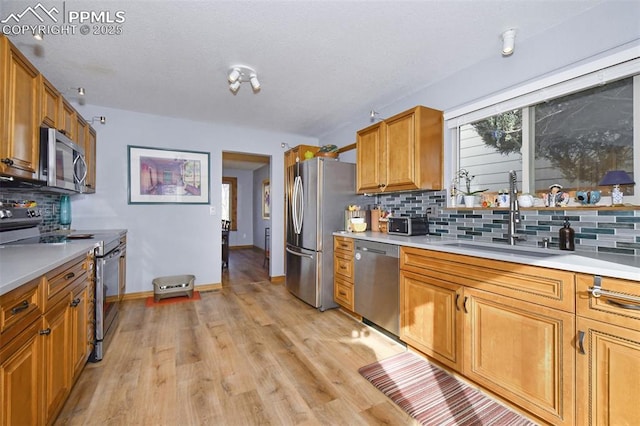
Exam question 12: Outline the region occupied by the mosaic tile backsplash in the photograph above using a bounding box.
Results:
[368,190,640,257]
[1,190,66,233]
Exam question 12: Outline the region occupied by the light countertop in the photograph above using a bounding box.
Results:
[334,231,640,282]
[0,241,99,296]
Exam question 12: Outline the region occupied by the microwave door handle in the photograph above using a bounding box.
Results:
[73,155,88,185]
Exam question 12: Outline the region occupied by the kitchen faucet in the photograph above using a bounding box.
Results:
[508,170,526,245]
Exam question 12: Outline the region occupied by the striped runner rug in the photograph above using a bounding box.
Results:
[358,351,537,426]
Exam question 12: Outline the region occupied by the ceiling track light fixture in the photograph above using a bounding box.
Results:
[501,29,516,57]
[90,116,107,125]
[227,65,261,94]
[68,87,85,97]
[33,30,44,41]
[369,109,383,122]
[280,142,291,150]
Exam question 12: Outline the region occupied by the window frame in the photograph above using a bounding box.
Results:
[446,46,640,207]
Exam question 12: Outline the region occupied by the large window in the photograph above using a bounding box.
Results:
[452,60,638,205]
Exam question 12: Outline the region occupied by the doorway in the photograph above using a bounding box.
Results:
[222,151,271,274]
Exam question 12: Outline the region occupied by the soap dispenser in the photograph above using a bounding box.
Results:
[559,217,575,251]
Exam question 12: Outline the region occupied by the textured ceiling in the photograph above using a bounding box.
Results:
[2,0,604,141]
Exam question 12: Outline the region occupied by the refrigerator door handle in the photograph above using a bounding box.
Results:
[293,175,304,235]
[286,246,314,259]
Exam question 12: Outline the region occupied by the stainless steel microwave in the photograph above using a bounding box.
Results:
[387,216,429,236]
[39,127,87,193]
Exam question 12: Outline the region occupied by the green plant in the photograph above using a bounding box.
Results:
[455,169,488,196]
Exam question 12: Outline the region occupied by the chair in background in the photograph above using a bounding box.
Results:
[222,220,230,268]
[263,227,270,268]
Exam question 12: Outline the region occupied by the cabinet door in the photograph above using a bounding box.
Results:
[60,99,76,140]
[40,75,60,128]
[0,319,43,426]
[0,37,40,179]
[42,300,71,423]
[70,285,89,383]
[84,126,97,192]
[400,270,462,371]
[356,123,384,193]
[463,287,575,426]
[576,316,640,426]
[384,110,417,191]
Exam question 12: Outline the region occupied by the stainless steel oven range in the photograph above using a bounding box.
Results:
[0,206,126,362]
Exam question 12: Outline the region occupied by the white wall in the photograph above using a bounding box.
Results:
[221,168,254,247]
[319,1,640,157]
[253,164,271,253]
[71,105,316,293]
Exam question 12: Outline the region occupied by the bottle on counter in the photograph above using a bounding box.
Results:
[59,195,72,230]
[559,217,575,251]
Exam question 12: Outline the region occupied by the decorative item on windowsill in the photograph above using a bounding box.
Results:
[455,169,487,208]
[598,170,635,206]
[575,190,601,206]
[544,184,569,207]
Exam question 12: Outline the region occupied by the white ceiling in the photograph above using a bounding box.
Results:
[3,0,606,143]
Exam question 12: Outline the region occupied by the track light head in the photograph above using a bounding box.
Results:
[228,68,241,83]
[501,29,516,56]
[78,87,85,96]
[90,116,106,125]
[249,74,260,91]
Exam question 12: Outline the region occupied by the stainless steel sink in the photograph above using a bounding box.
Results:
[440,241,562,258]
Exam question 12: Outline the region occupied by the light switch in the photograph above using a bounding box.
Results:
[209,206,216,216]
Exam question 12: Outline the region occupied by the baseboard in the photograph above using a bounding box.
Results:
[230,245,253,250]
[120,283,223,301]
[270,275,284,283]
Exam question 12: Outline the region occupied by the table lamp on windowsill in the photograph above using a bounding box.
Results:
[598,170,635,206]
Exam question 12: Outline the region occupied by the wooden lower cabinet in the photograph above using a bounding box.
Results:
[576,317,640,426]
[43,299,71,422]
[399,246,576,425]
[0,252,91,425]
[333,236,355,311]
[400,270,462,371]
[576,274,640,426]
[463,287,575,425]
[0,319,43,426]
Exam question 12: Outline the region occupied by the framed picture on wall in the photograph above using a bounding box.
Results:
[128,145,210,204]
[262,179,270,219]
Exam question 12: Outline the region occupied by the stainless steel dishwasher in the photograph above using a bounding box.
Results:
[354,240,400,336]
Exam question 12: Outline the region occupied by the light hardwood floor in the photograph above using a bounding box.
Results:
[55,248,415,425]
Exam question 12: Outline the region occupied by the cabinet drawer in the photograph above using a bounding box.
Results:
[0,276,42,346]
[577,274,640,330]
[44,256,87,308]
[334,236,354,255]
[400,247,576,313]
[334,252,354,280]
[334,276,354,310]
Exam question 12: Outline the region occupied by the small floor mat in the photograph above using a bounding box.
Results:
[358,351,537,426]
[144,291,201,307]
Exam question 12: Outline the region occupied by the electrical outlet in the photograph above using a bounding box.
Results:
[209,206,216,216]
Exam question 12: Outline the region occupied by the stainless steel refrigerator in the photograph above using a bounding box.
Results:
[286,157,356,311]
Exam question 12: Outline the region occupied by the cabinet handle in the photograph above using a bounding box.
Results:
[378,183,386,188]
[455,294,460,311]
[64,272,76,280]
[577,330,586,355]
[70,297,81,307]
[1,158,14,166]
[11,300,29,315]
[39,328,52,335]
[463,296,469,314]
[606,299,640,311]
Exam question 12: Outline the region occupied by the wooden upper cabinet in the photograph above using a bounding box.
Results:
[356,122,384,193]
[0,36,41,179]
[60,99,76,141]
[356,106,443,194]
[40,75,60,128]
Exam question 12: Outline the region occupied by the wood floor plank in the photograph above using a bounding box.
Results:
[55,248,414,425]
